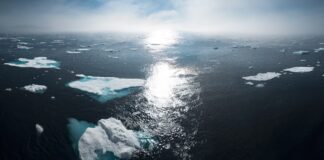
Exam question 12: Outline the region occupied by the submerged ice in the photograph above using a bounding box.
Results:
[4,57,60,69]
[67,74,145,103]
[68,118,156,160]
[242,72,281,81]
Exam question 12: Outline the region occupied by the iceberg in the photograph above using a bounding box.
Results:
[242,72,281,81]
[314,48,324,53]
[4,57,60,69]
[22,84,47,93]
[292,50,309,55]
[67,118,156,160]
[283,66,314,73]
[17,45,33,50]
[67,74,145,103]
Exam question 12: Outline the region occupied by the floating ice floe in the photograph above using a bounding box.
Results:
[245,82,254,85]
[67,74,145,103]
[4,57,60,69]
[22,84,47,93]
[283,66,314,73]
[5,88,12,92]
[242,72,281,81]
[292,50,309,55]
[66,50,81,54]
[77,48,90,51]
[18,42,29,45]
[68,117,156,160]
[314,48,324,53]
[35,123,44,135]
[39,42,47,44]
[17,45,33,50]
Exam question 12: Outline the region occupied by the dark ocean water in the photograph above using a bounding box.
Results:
[0,33,324,160]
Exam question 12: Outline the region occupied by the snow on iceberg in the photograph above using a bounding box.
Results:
[67,74,145,103]
[68,117,156,160]
[242,72,281,81]
[292,50,309,55]
[283,66,314,73]
[314,48,324,53]
[4,57,60,69]
[17,44,33,50]
[22,84,47,93]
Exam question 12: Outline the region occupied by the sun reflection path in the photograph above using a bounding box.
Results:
[144,29,180,53]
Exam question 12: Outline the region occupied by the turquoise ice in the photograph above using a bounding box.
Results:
[67,74,145,103]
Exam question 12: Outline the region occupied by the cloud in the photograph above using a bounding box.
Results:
[0,0,323,35]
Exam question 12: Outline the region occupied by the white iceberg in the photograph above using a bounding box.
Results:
[4,57,60,69]
[242,72,281,81]
[68,117,156,160]
[22,84,47,93]
[17,45,33,50]
[314,48,324,53]
[283,66,314,73]
[292,50,309,55]
[67,74,145,102]
[35,123,44,135]
[66,50,81,54]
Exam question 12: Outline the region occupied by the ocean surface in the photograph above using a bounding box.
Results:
[0,32,324,160]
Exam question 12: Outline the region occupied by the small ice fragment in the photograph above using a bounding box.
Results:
[4,57,60,69]
[292,50,309,55]
[256,84,265,88]
[248,66,253,69]
[130,48,138,51]
[283,66,314,73]
[18,42,28,45]
[35,123,44,135]
[39,42,47,44]
[300,59,306,62]
[320,43,324,45]
[280,49,286,53]
[66,50,81,54]
[5,88,12,92]
[242,72,281,81]
[17,45,33,50]
[77,48,90,51]
[51,40,64,44]
[314,48,324,53]
[245,82,254,85]
[22,84,47,93]
[51,96,56,100]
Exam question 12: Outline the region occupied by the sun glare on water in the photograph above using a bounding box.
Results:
[144,29,180,53]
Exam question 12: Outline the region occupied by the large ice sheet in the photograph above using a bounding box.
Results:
[22,84,47,93]
[283,66,314,73]
[242,72,281,81]
[68,117,155,160]
[4,57,60,69]
[67,74,145,103]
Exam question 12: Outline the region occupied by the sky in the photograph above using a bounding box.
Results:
[0,0,324,35]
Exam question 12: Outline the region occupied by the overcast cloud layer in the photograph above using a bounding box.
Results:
[0,0,324,35]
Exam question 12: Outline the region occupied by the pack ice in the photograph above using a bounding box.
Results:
[4,57,60,69]
[67,74,145,103]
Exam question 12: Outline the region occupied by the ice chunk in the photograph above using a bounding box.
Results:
[68,118,156,160]
[67,75,145,103]
[66,50,81,54]
[283,66,314,73]
[35,123,44,135]
[18,42,29,45]
[5,88,12,92]
[314,48,324,53]
[78,118,139,160]
[292,50,309,55]
[4,57,60,69]
[17,45,33,50]
[256,83,265,88]
[77,48,90,51]
[22,84,47,93]
[245,82,254,85]
[242,72,281,81]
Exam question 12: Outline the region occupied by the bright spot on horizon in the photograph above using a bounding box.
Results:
[144,29,180,53]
